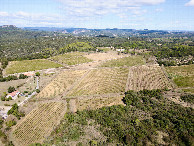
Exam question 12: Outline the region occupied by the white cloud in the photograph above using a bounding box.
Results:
[155,8,163,12]
[0,0,166,28]
[0,11,67,27]
[56,0,165,18]
[0,12,9,17]
[185,0,194,6]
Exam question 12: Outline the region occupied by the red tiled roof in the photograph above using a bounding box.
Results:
[8,90,19,97]
[24,72,34,76]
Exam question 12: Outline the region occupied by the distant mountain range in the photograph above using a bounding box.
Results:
[1,25,193,37]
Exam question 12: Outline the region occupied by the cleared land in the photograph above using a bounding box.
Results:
[165,64,194,93]
[5,59,62,74]
[12,102,66,146]
[84,51,129,62]
[100,55,145,67]
[37,70,87,98]
[126,65,173,91]
[50,52,92,65]
[67,68,129,97]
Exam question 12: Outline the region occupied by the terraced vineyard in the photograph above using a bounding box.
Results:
[12,102,66,146]
[78,95,124,110]
[37,70,87,98]
[50,52,93,65]
[126,65,173,91]
[67,68,129,97]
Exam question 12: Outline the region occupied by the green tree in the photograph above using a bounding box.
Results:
[8,86,15,93]
[19,74,28,79]
[35,72,40,77]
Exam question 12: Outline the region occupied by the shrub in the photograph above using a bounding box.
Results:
[6,120,17,127]
[24,91,28,93]
[8,96,12,100]
[180,94,194,104]
[1,96,5,101]
[36,89,40,93]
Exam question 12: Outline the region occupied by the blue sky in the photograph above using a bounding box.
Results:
[0,0,194,30]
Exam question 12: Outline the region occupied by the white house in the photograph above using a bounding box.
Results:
[116,49,125,52]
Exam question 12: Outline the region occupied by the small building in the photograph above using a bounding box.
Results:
[116,49,125,52]
[24,72,34,77]
[7,91,20,100]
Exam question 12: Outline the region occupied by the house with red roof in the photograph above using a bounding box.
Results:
[24,72,34,77]
[7,90,20,100]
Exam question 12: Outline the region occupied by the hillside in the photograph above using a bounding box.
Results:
[0,33,193,146]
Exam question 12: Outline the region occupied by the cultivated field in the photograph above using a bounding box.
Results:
[67,68,129,97]
[37,70,87,98]
[166,64,194,93]
[126,65,173,91]
[12,102,66,146]
[100,55,145,67]
[5,59,62,74]
[50,52,92,65]
[78,95,124,111]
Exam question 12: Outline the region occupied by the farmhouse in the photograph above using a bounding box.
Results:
[24,72,34,77]
[7,90,20,100]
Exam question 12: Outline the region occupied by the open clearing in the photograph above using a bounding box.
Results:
[37,70,87,99]
[166,64,194,93]
[67,68,129,97]
[12,102,66,146]
[126,65,173,91]
[84,51,129,62]
[5,59,62,75]
[100,55,145,67]
[50,52,92,66]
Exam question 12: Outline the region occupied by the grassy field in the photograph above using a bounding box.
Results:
[100,55,145,67]
[97,47,111,52]
[37,70,87,98]
[50,52,93,65]
[165,64,194,76]
[12,102,66,146]
[126,65,173,91]
[166,64,194,93]
[5,59,62,74]
[67,68,129,97]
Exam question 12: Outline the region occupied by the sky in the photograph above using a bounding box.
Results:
[0,0,194,30]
